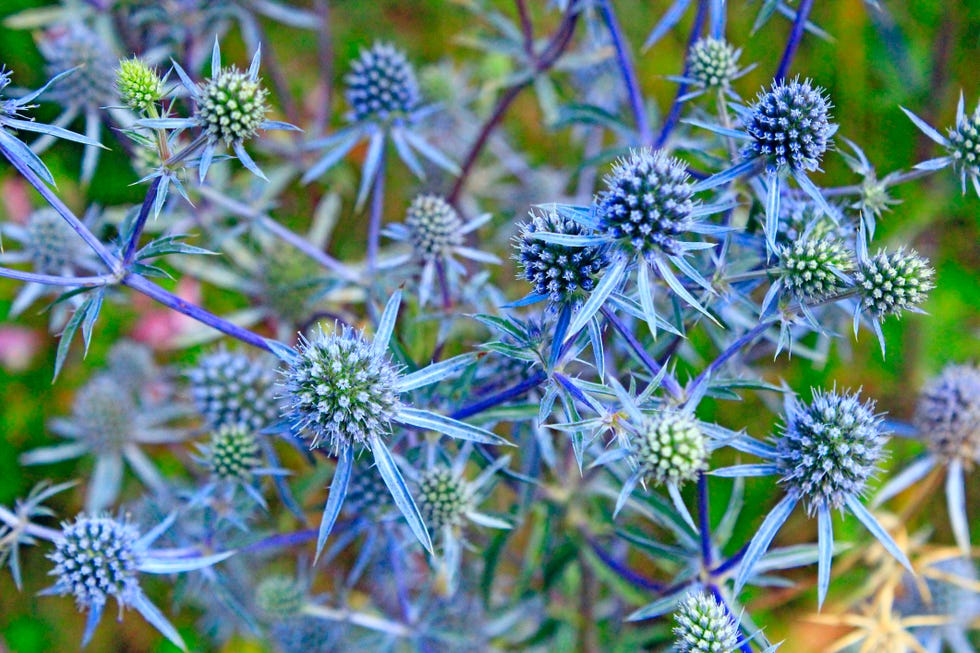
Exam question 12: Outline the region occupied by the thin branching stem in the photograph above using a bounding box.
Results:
[598,0,652,146]
[774,0,815,82]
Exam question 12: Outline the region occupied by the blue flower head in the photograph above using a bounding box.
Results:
[632,410,708,487]
[777,235,853,303]
[945,98,980,193]
[745,77,834,174]
[345,42,420,123]
[914,363,980,465]
[189,349,281,433]
[40,25,117,111]
[673,591,740,653]
[194,65,269,146]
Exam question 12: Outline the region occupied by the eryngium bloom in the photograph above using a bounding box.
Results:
[208,425,261,482]
[745,78,834,173]
[405,194,464,261]
[946,99,980,192]
[632,411,708,486]
[673,591,740,653]
[116,58,163,112]
[598,148,697,257]
[189,349,281,432]
[345,42,420,122]
[778,236,853,302]
[776,389,886,511]
[40,26,117,109]
[25,208,87,274]
[914,364,980,465]
[280,325,401,454]
[418,466,472,531]
[515,206,608,310]
[195,66,269,146]
[687,37,740,90]
[255,575,307,621]
[854,248,935,318]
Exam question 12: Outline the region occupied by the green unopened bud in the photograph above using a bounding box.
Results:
[116,58,163,112]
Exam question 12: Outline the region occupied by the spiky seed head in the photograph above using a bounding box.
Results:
[41,26,117,108]
[25,209,86,275]
[418,467,472,531]
[345,463,392,516]
[116,58,162,112]
[255,575,306,621]
[673,591,740,653]
[946,100,980,184]
[405,194,463,261]
[515,207,608,310]
[776,388,886,512]
[106,340,158,389]
[208,425,261,482]
[914,364,980,466]
[345,42,420,122]
[598,148,697,257]
[773,195,851,246]
[49,514,142,610]
[745,78,834,173]
[74,375,138,454]
[854,248,935,319]
[279,325,401,454]
[632,411,707,486]
[189,350,281,433]
[779,236,853,302]
[195,67,269,145]
[688,38,740,90]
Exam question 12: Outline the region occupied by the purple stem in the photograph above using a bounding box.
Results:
[122,273,275,353]
[0,268,113,287]
[709,584,754,653]
[367,150,386,280]
[587,536,665,592]
[774,0,815,82]
[450,370,547,420]
[688,319,773,394]
[241,528,317,554]
[599,306,683,399]
[598,0,652,146]
[698,472,713,566]
[654,0,708,148]
[712,542,750,577]
[122,176,161,266]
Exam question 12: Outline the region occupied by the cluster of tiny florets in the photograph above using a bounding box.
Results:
[673,591,740,653]
[779,236,853,302]
[745,78,834,173]
[41,26,117,108]
[345,42,420,122]
[208,425,261,482]
[946,101,980,182]
[74,375,138,454]
[914,364,980,465]
[632,411,707,486]
[195,67,269,145]
[106,340,158,389]
[515,207,608,309]
[255,575,306,621]
[189,350,281,432]
[854,248,935,318]
[116,58,163,112]
[688,38,740,90]
[773,195,851,246]
[598,148,697,257]
[345,464,392,516]
[26,209,85,274]
[49,514,142,610]
[898,558,980,625]
[417,467,472,531]
[405,194,463,261]
[776,389,886,511]
[279,325,401,454]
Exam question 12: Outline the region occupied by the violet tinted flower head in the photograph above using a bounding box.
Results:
[417,466,473,532]
[345,42,420,123]
[687,37,741,90]
[776,388,886,512]
[279,323,401,454]
[854,247,934,319]
[778,236,853,303]
[914,363,980,465]
[40,25,117,110]
[745,77,834,174]
[673,591,740,653]
[598,147,697,257]
[405,194,464,261]
[189,349,281,432]
[632,410,708,487]
[515,206,608,310]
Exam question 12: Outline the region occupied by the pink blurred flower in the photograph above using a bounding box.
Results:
[0,325,43,371]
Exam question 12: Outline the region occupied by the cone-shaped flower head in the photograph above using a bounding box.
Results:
[947,101,980,185]
[673,591,740,653]
[745,78,834,173]
[598,148,697,257]
[189,349,281,432]
[417,466,472,531]
[345,462,392,516]
[116,58,163,112]
[255,574,307,621]
[195,66,269,146]
[632,410,707,486]
[208,425,261,482]
[688,37,740,90]
[74,375,138,454]
[515,206,608,310]
[345,42,420,122]
[914,364,980,466]
[406,194,463,262]
[41,26,117,109]
[776,389,886,512]
[779,236,853,302]
[25,209,86,275]
[854,248,935,319]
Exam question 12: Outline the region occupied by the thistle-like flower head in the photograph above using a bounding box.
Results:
[597,148,697,257]
[854,248,935,319]
[40,26,117,109]
[745,78,834,173]
[116,58,163,113]
[914,364,980,466]
[632,410,707,486]
[280,324,401,454]
[345,42,420,122]
[417,466,473,531]
[25,208,86,275]
[688,38,740,90]
[255,574,307,621]
[673,591,740,653]
[778,236,853,303]
[49,514,142,611]
[515,206,608,310]
[776,388,886,512]
[189,349,281,432]
[405,194,464,261]
[195,66,270,146]
[345,462,392,517]
[207,425,261,482]
[946,100,980,188]
[74,375,139,454]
